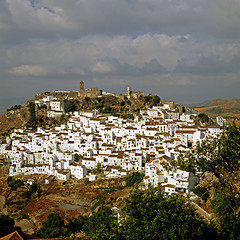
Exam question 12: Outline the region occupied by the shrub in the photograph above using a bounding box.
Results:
[126,172,144,187]
[192,186,209,201]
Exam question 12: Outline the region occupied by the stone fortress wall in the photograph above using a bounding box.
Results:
[125,86,144,100]
[79,81,102,98]
[35,81,145,102]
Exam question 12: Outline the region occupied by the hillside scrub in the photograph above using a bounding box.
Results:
[125,172,144,187]
[175,123,240,239]
[37,188,219,239]
[7,176,24,191]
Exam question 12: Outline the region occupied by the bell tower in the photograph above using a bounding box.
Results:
[80,81,84,91]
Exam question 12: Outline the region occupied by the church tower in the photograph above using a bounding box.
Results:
[80,81,84,91]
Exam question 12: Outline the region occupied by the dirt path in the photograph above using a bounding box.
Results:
[191,201,212,221]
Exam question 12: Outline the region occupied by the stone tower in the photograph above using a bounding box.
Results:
[126,86,132,99]
[80,81,84,91]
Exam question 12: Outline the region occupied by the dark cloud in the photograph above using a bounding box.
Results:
[175,53,240,75]
[90,57,168,77]
[0,0,240,105]
[1,0,240,42]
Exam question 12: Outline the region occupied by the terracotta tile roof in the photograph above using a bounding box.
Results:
[0,231,24,240]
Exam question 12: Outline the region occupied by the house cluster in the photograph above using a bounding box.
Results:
[0,102,224,193]
[35,96,65,118]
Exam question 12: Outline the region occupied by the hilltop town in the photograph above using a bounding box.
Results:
[0,82,227,194]
[0,82,232,237]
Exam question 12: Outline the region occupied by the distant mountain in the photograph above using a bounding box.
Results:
[194,98,240,124]
[200,98,240,109]
[183,100,211,108]
[203,99,229,107]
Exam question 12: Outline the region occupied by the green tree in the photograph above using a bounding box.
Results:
[192,186,209,201]
[126,172,144,187]
[60,114,65,122]
[82,206,118,239]
[23,182,42,198]
[7,105,21,111]
[120,187,218,240]
[198,113,209,123]
[74,153,80,162]
[104,105,112,113]
[7,176,24,191]
[28,101,37,126]
[36,212,66,238]
[153,95,160,104]
[92,162,103,174]
[0,214,15,237]
[66,215,87,235]
[120,101,125,106]
[211,187,240,239]
[175,123,240,239]
[64,99,76,113]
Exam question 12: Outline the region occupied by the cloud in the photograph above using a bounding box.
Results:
[90,57,168,77]
[141,59,168,75]
[9,65,48,76]
[92,61,115,73]
[1,0,240,104]
[1,0,240,43]
[175,52,240,76]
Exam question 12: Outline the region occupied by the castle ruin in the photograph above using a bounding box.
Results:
[79,81,102,98]
[125,86,144,100]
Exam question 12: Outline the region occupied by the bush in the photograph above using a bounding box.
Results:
[66,215,87,235]
[192,186,209,201]
[126,172,144,187]
[36,212,66,238]
[7,177,24,191]
[22,182,42,198]
[198,113,209,123]
[82,207,118,239]
[64,100,76,113]
[28,102,37,127]
[84,178,90,185]
[7,105,21,111]
[0,214,15,232]
[120,187,218,240]
[120,101,125,106]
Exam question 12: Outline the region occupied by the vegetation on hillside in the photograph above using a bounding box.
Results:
[2,124,240,239]
[64,99,77,113]
[7,105,21,111]
[0,214,24,238]
[34,187,218,239]
[194,98,240,124]
[173,123,240,239]
[120,187,218,240]
[7,176,24,191]
[125,172,144,187]
[36,212,66,238]
[0,214,15,237]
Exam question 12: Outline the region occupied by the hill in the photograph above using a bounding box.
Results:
[0,167,130,235]
[0,89,192,138]
[194,98,240,124]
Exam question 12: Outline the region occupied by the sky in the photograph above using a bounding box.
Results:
[1,0,240,110]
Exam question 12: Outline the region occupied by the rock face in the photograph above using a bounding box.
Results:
[15,219,35,235]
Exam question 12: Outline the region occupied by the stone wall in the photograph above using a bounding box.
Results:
[79,88,102,98]
[125,87,144,99]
